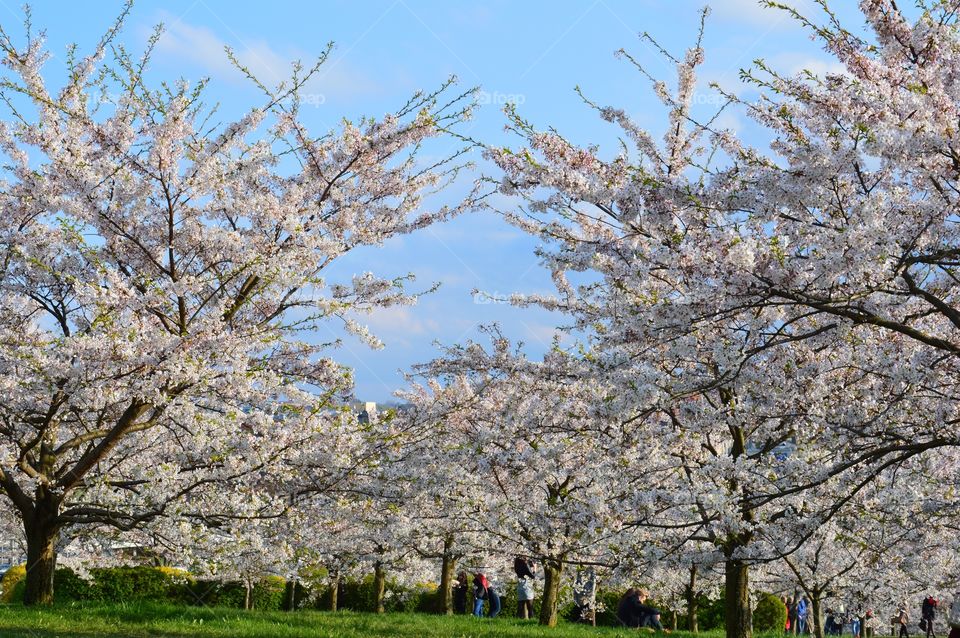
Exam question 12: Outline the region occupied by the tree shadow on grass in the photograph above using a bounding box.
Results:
[0,628,199,638]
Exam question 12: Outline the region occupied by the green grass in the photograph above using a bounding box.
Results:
[0,602,721,637]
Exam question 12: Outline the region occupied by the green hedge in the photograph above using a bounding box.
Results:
[51,567,92,601]
[0,565,25,603]
[699,590,727,631]
[89,566,174,602]
[754,592,788,632]
[7,567,93,603]
[182,576,287,610]
[312,574,438,614]
[1,565,288,609]
[0,562,737,628]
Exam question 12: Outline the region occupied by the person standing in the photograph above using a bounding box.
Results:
[486,574,502,619]
[472,573,489,617]
[825,608,838,636]
[513,556,536,620]
[922,595,938,638]
[472,572,501,619]
[898,603,910,638]
[452,571,468,615]
[863,609,875,638]
[851,602,863,638]
[798,597,810,634]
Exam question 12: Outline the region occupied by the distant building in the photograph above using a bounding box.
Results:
[352,401,377,424]
[746,438,797,461]
[0,539,24,572]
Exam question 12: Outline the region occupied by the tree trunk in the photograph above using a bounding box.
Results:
[724,558,752,638]
[811,594,824,638]
[328,571,340,612]
[439,544,456,615]
[686,565,700,633]
[374,562,386,614]
[244,577,252,611]
[23,517,59,606]
[539,558,563,627]
[672,610,678,631]
[288,573,297,611]
[724,423,754,638]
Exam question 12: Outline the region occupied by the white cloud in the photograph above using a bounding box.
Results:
[700,51,847,102]
[521,321,566,348]
[708,0,817,28]
[771,53,847,78]
[712,110,743,135]
[363,306,440,346]
[152,14,381,100]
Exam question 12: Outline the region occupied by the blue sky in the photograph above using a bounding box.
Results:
[20,0,866,402]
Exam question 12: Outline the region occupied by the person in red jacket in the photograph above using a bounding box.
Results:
[472,573,501,618]
[922,596,939,638]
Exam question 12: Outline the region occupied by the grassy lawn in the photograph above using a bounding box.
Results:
[0,603,721,638]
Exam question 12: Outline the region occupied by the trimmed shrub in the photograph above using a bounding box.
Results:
[755,591,788,632]
[158,568,196,606]
[253,575,286,611]
[319,574,432,614]
[9,578,25,602]
[183,579,222,607]
[699,590,727,631]
[394,582,438,614]
[2,566,89,604]
[0,564,296,609]
[213,582,247,609]
[334,575,370,611]
[283,579,311,611]
[53,567,91,601]
[0,565,25,603]
[180,576,288,610]
[497,579,520,618]
[90,566,173,602]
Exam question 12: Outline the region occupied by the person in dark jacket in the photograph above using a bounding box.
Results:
[514,556,536,619]
[472,573,501,618]
[824,608,838,635]
[617,588,644,627]
[617,588,665,630]
[637,588,666,631]
[922,596,938,638]
[452,571,468,614]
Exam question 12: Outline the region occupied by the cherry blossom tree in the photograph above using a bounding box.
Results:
[756,478,909,638]
[373,408,489,615]
[402,333,656,626]
[0,6,477,604]
[477,3,960,637]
